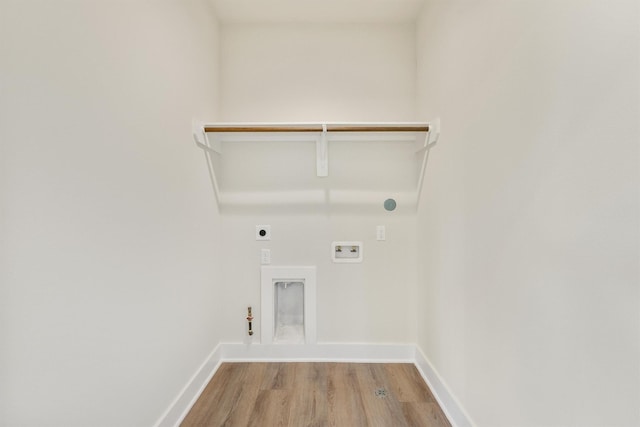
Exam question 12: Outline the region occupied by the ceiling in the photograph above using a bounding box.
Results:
[210,0,426,24]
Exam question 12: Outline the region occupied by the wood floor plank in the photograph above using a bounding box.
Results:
[220,363,267,426]
[180,362,451,427]
[287,363,328,427]
[355,364,409,427]
[257,362,298,392]
[180,363,245,426]
[248,389,290,427]
[327,363,368,427]
[402,401,452,427]
[385,363,437,403]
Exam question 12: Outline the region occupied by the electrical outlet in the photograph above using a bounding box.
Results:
[376,225,386,241]
[261,249,271,265]
[256,225,271,240]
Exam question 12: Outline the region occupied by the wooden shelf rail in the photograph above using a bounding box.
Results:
[203,124,430,133]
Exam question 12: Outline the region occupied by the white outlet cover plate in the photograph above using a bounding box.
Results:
[261,248,271,264]
[256,225,271,240]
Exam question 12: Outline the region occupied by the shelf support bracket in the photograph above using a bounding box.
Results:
[316,123,329,177]
[425,117,440,148]
[192,120,221,154]
[415,117,441,208]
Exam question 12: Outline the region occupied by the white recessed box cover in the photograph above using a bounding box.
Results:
[332,241,363,263]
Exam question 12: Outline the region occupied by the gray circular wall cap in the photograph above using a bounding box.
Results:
[383,198,397,211]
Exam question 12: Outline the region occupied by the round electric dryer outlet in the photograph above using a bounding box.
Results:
[256,225,271,240]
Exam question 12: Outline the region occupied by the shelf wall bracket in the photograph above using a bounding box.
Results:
[415,117,441,208]
[316,123,329,177]
[192,120,221,154]
[425,117,440,148]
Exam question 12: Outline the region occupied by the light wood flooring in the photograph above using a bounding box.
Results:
[181,362,451,427]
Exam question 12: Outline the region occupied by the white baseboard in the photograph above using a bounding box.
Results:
[414,346,477,427]
[219,342,416,362]
[153,344,223,427]
[155,342,473,427]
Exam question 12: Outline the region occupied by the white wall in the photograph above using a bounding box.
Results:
[415,1,640,426]
[218,214,417,344]
[219,23,416,122]
[216,23,419,344]
[0,1,222,426]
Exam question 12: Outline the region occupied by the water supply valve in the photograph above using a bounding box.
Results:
[246,306,254,336]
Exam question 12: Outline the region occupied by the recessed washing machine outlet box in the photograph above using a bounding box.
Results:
[256,225,271,240]
[331,241,363,263]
